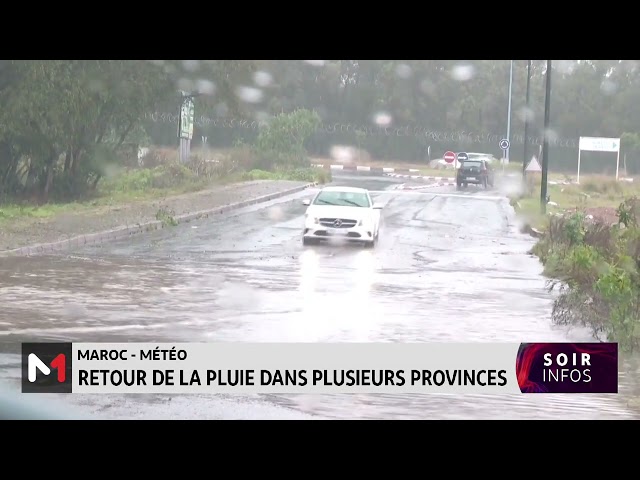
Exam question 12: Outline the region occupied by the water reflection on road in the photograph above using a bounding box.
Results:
[0,175,637,419]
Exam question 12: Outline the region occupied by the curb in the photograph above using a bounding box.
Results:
[385,173,456,182]
[399,182,456,190]
[0,182,318,258]
[312,164,421,174]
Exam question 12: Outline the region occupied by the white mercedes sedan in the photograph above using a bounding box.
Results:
[301,186,383,248]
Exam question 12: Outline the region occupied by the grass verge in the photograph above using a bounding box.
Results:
[508,173,640,356]
[237,167,331,184]
[510,174,640,231]
[529,199,640,354]
[0,164,330,227]
[512,174,640,411]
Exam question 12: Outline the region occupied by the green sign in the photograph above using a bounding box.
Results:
[179,96,195,140]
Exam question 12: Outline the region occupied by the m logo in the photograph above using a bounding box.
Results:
[22,343,73,393]
[28,353,66,383]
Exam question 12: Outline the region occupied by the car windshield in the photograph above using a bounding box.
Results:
[462,161,482,168]
[313,191,370,207]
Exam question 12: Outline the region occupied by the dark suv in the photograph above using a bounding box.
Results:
[456,159,494,190]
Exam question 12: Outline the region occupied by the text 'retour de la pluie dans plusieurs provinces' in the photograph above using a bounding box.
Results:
[76,347,510,388]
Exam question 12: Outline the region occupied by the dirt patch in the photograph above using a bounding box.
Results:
[0,180,306,251]
[564,206,620,226]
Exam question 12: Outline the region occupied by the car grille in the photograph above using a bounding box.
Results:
[319,218,357,228]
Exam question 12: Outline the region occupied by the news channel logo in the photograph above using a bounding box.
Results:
[515,342,618,394]
[21,343,73,393]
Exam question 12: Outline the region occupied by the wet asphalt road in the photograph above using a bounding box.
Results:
[0,173,638,419]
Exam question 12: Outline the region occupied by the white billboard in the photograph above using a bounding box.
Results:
[579,137,620,153]
[577,136,621,183]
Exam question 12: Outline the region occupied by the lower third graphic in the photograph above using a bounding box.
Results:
[21,342,73,393]
[515,342,618,393]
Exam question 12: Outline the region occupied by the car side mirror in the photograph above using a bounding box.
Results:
[302,199,310,206]
[372,202,383,209]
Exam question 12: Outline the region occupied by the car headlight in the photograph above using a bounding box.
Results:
[305,215,319,224]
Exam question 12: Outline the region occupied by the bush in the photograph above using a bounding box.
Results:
[140,147,178,168]
[533,201,640,352]
[253,109,321,170]
[99,162,201,194]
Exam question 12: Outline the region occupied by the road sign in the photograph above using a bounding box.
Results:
[579,136,620,153]
[457,152,469,162]
[443,151,456,164]
[499,139,510,150]
[526,156,542,172]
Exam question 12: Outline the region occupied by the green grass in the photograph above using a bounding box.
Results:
[0,164,330,227]
[238,167,331,184]
[511,174,640,230]
[0,202,83,225]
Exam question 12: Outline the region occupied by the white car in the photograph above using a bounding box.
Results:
[301,186,383,248]
[466,152,499,164]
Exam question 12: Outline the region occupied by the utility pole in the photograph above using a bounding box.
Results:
[523,60,532,179]
[505,60,514,168]
[540,60,552,215]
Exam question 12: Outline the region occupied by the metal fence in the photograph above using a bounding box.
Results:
[143,112,635,175]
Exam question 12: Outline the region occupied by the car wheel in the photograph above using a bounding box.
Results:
[363,240,375,249]
[302,237,314,246]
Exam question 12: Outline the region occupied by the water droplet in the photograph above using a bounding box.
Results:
[517,106,535,123]
[235,86,263,103]
[373,112,392,127]
[253,71,273,87]
[395,63,412,79]
[304,60,325,67]
[556,60,575,74]
[196,79,216,95]
[450,64,475,81]
[544,129,559,143]
[330,145,355,163]
[600,79,617,95]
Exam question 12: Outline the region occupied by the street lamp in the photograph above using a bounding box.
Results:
[523,60,531,179]
[540,60,552,214]
[505,60,514,165]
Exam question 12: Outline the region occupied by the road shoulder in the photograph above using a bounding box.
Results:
[0,180,312,256]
